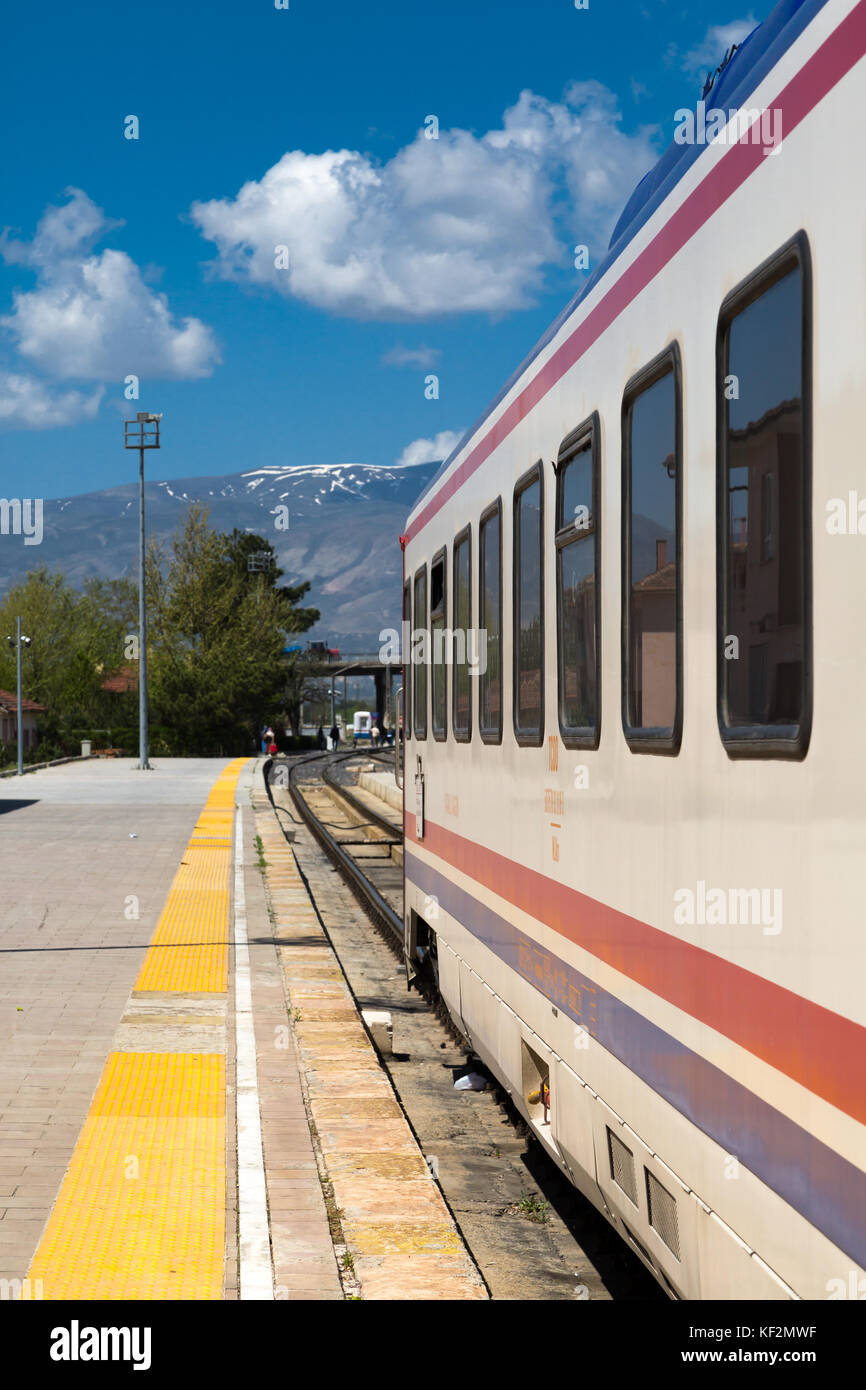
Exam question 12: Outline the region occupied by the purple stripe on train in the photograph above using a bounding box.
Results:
[406,851,866,1273]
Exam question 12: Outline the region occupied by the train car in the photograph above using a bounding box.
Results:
[399,0,866,1300]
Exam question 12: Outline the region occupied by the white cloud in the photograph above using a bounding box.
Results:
[0,370,104,429]
[1,189,219,380]
[395,430,463,469]
[190,86,660,321]
[680,17,758,81]
[382,344,441,369]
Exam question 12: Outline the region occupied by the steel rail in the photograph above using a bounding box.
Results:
[280,750,404,942]
[321,756,402,840]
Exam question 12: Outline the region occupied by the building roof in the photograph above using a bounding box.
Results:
[633,562,677,594]
[0,689,45,714]
[101,664,139,694]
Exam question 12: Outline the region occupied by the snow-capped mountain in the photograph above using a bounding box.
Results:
[156,461,441,511]
[0,460,442,649]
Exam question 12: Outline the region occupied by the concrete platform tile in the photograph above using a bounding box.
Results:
[325,1151,430,1181]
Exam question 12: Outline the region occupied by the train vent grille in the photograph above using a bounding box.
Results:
[646,1170,681,1259]
[607,1127,637,1205]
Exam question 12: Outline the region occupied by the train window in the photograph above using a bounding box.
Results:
[513,463,544,745]
[413,566,427,739]
[402,580,411,740]
[621,345,683,753]
[716,234,812,757]
[431,548,447,740]
[556,413,601,748]
[452,526,472,741]
[479,500,502,743]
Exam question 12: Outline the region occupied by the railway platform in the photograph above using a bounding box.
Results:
[0,757,485,1301]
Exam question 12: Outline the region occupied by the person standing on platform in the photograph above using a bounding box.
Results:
[330,722,340,750]
[316,725,326,751]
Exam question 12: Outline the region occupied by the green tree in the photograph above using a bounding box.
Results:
[223,529,319,633]
[0,568,138,742]
[146,507,318,754]
[82,576,140,728]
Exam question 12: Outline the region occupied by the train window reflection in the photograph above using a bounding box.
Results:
[718,244,811,756]
[556,419,599,747]
[479,503,502,741]
[431,550,447,740]
[514,466,544,744]
[622,349,682,752]
[413,567,427,739]
[453,529,471,740]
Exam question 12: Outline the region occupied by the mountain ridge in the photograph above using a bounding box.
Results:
[0,460,441,649]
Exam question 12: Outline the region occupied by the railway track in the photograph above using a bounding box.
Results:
[266,749,662,1301]
[283,748,404,940]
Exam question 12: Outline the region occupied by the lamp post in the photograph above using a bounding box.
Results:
[6,619,32,776]
[124,412,161,771]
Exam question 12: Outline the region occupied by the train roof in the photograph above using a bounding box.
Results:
[408,0,830,524]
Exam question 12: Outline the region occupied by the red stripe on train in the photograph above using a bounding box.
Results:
[404,0,866,546]
[405,810,866,1127]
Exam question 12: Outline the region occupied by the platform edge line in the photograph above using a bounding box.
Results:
[234,799,275,1300]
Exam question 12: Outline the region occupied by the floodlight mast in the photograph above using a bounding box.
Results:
[6,618,33,776]
[124,413,161,770]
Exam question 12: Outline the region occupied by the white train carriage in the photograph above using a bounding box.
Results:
[399,0,866,1300]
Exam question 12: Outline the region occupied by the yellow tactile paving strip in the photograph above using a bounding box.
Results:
[256,806,487,1300]
[27,1053,225,1300]
[134,759,246,994]
[26,758,248,1300]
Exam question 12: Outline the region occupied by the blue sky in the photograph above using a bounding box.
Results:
[0,0,763,502]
